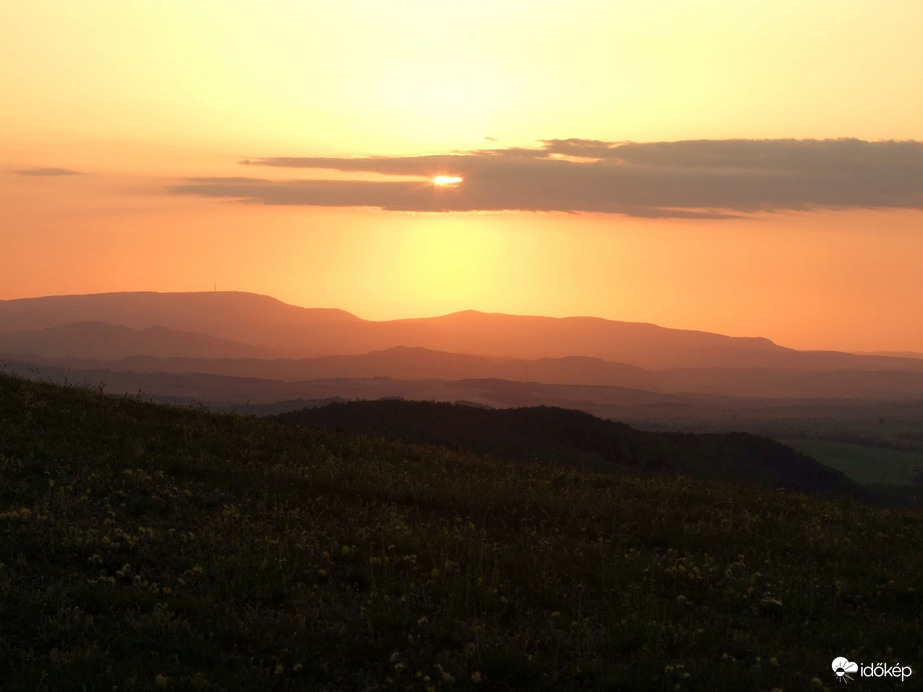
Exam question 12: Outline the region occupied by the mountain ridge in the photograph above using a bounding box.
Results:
[2,291,920,372]
[0,321,280,360]
[0,291,358,348]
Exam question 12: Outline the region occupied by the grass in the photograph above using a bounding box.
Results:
[780,438,923,486]
[1,372,921,691]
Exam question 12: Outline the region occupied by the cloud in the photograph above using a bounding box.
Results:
[14,167,82,177]
[173,139,923,218]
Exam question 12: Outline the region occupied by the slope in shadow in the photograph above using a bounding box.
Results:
[277,399,866,498]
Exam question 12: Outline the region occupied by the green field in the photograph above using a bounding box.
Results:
[780,438,923,486]
[1,373,921,691]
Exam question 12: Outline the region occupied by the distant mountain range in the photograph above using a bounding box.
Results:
[857,351,923,360]
[0,322,274,360]
[3,290,923,371]
[2,291,923,406]
[0,291,355,340]
[9,345,923,400]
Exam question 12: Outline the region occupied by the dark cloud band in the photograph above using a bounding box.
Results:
[15,167,82,177]
[174,139,923,217]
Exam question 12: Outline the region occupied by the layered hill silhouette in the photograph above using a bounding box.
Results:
[0,291,355,354]
[3,291,920,498]
[0,322,275,360]
[3,291,923,374]
[277,399,865,498]
[14,346,923,400]
[10,354,915,420]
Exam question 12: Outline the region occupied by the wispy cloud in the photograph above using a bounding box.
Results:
[174,139,923,218]
[14,167,83,177]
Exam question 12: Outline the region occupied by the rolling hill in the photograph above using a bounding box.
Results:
[276,399,866,497]
[10,344,923,400]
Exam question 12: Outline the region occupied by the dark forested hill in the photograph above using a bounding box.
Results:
[277,399,864,497]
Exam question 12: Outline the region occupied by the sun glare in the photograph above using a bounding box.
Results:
[433,176,463,186]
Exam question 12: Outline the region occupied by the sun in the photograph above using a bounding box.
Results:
[433,175,463,186]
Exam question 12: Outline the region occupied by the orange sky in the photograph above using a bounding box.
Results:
[3,0,923,352]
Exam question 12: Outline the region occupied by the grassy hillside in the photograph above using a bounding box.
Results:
[1,373,921,690]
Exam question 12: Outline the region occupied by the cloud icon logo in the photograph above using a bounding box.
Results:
[832,657,859,682]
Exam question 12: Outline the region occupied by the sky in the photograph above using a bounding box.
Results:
[2,0,923,352]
